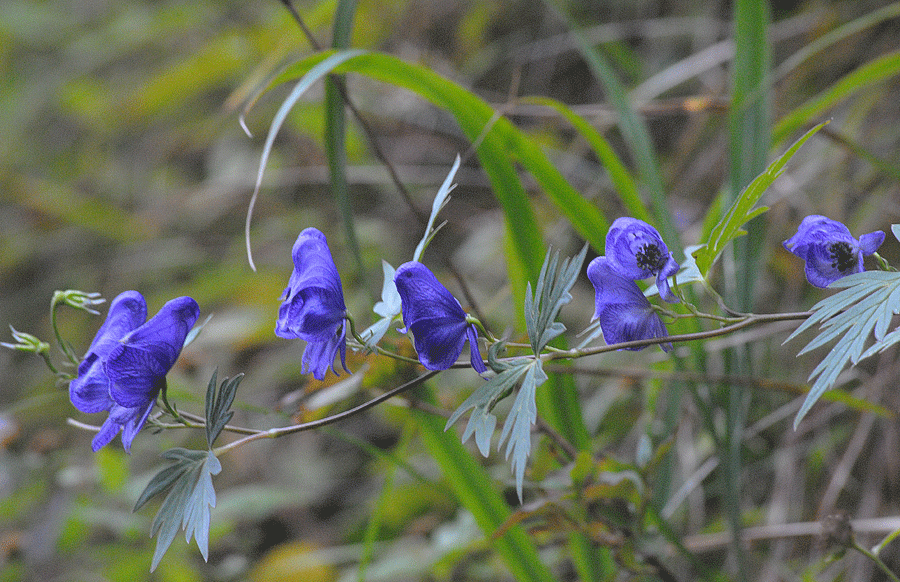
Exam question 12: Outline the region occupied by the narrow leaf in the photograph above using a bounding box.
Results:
[694,121,827,275]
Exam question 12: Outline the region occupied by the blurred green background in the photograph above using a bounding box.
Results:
[2,0,900,580]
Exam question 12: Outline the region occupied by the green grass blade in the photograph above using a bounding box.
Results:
[541,0,678,251]
[267,50,612,273]
[415,387,555,582]
[325,0,365,281]
[522,96,646,226]
[773,50,900,145]
[244,48,367,270]
[774,2,900,82]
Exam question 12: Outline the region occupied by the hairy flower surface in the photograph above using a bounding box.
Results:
[783,215,885,288]
[587,256,671,351]
[605,217,680,303]
[394,262,486,373]
[276,228,349,380]
[69,291,200,451]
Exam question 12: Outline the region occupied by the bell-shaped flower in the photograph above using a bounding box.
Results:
[394,262,486,374]
[587,256,671,351]
[783,215,885,288]
[69,291,200,451]
[275,227,349,380]
[605,217,680,303]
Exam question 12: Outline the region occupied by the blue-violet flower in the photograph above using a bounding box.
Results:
[394,261,486,374]
[783,215,885,288]
[587,256,671,351]
[605,217,680,303]
[69,291,200,452]
[275,227,349,380]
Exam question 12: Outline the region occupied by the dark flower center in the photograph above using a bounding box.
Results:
[636,243,665,272]
[828,241,856,273]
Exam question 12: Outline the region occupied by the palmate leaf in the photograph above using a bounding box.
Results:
[786,269,900,427]
[205,369,242,448]
[693,121,827,276]
[525,244,588,353]
[498,361,547,501]
[444,359,548,501]
[134,448,222,571]
[445,359,532,456]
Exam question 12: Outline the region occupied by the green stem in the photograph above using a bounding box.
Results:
[50,292,80,366]
[852,539,900,582]
[212,370,439,456]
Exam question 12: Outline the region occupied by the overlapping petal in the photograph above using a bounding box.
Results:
[69,291,199,452]
[107,296,200,408]
[605,217,680,303]
[275,228,349,380]
[783,215,885,288]
[587,256,671,351]
[394,262,486,373]
[70,290,147,414]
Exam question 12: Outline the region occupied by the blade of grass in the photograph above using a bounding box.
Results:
[541,0,679,252]
[726,1,771,579]
[774,2,900,83]
[522,96,647,226]
[265,50,612,274]
[325,0,366,285]
[773,51,900,146]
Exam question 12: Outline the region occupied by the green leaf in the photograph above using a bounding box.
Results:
[446,360,531,454]
[773,50,900,145]
[525,244,588,353]
[243,48,367,270]
[205,370,242,448]
[134,448,222,571]
[498,361,547,501]
[413,154,459,262]
[521,96,644,226]
[541,0,677,249]
[786,271,900,427]
[693,121,827,276]
[264,49,611,281]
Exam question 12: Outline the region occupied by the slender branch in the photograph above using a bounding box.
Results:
[852,539,900,582]
[543,311,813,362]
[213,370,439,455]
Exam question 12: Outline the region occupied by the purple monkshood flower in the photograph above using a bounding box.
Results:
[783,215,885,288]
[394,261,487,374]
[69,291,200,452]
[605,217,680,303]
[276,227,349,380]
[587,256,671,351]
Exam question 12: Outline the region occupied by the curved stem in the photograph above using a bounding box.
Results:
[50,293,80,366]
[345,313,421,365]
[213,370,439,456]
[852,539,900,582]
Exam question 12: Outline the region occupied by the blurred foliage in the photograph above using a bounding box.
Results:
[2,0,900,580]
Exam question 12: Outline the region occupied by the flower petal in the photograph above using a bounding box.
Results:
[587,256,670,351]
[466,325,486,374]
[395,262,476,371]
[70,291,147,413]
[276,228,346,342]
[301,320,348,381]
[858,231,885,256]
[605,217,677,281]
[783,215,882,288]
[107,296,199,407]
